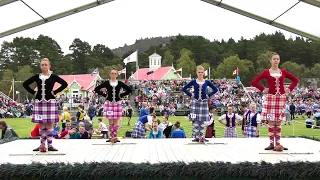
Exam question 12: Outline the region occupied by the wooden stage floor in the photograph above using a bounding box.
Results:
[0,138,319,165]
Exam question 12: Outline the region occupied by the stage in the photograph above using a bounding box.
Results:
[0,138,319,165]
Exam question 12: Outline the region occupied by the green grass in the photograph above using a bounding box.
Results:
[2,115,319,138]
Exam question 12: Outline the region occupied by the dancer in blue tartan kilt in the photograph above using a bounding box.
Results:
[218,105,243,138]
[131,114,156,138]
[183,65,218,142]
[242,103,261,138]
[240,103,251,136]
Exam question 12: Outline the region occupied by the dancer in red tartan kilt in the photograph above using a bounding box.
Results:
[251,52,299,151]
[205,106,216,138]
[94,68,132,143]
[23,58,68,152]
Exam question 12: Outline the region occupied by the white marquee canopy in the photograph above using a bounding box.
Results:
[0,0,319,41]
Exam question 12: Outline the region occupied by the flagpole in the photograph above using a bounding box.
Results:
[12,78,15,100]
[181,68,183,78]
[136,49,139,81]
[124,67,127,80]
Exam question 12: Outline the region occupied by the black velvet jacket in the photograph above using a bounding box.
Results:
[94,80,132,102]
[23,74,68,101]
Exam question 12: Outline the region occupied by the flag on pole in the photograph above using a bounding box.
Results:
[123,51,138,65]
[118,68,126,75]
[236,75,241,82]
[174,68,182,74]
[232,67,238,76]
[204,69,210,76]
[8,85,12,96]
[91,68,99,76]
[147,71,154,75]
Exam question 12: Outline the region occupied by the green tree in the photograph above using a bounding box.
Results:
[310,63,320,78]
[0,69,15,94]
[0,37,40,72]
[256,51,272,74]
[177,49,196,78]
[215,55,253,85]
[69,38,92,74]
[163,50,174,66]
[36,35,65,74]
[15,66,34,101]
[281,61,301,77]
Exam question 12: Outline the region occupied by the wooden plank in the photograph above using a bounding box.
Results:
[148,139,159,164]
[154,140,168,163]
[83,140,110,162]
[112,141,131,162]
[0,138,319,165]
[161,140,177,162]
[130,139,149,163]
[104,141,122,162]
[120,140,136,162]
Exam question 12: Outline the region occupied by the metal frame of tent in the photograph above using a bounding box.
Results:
[0,0,319,40]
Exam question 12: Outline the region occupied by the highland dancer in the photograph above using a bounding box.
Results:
[240,103,251,135]
[205,106,216,138]
[218,105,243,138]
[242,103,261,138]
[183,65,218,142]
[94,68,132,143]
[251,52,299,151]
[23,58,68,152]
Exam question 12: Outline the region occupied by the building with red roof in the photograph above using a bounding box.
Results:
[130,53,183,80]
[36,74,102,98]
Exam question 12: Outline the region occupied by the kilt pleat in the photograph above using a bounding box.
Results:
[189,99,209,122]
[32,99,59,123]
[205,126,215,138]
[243,126,259,138]
[224,127,238,138]
[261,94,286,121]
[131,121,146,138]
[103,101,122,119]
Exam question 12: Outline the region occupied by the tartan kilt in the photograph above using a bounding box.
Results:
[243,126,259,138]
[224,127,238,138]
[131,121,146,138]
[205,126,215,138]
[103,101,122,119]
[261,94,286,121]
[189,99,209,122]
[32,99,59,123]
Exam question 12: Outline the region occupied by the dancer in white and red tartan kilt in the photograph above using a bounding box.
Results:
[23,58,68,152]
[242,103,261,138]
[183,66,218,142]
[205,106,216,138]
[218,105,243,138]
[94,68,132,143]
[252,52,299,151]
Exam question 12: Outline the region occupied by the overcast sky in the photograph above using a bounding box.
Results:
[0,0,319,54]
